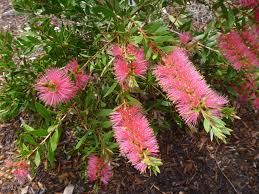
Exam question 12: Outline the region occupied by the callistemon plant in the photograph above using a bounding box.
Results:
[112,44,149,89]
[35,68,75,106]
[110,105,162,174]
[153,48,232,142]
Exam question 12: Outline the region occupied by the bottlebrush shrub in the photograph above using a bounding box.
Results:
[0,0,256,188]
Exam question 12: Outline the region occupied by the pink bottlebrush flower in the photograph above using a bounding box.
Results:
[113,44,123,57]
[233,79,254,102]
[232,76,258,109]
[110,106,159,173]
[112,44,129,87]
[114,57,129,85]
[13,169,28,182]
[100,162,112,184]
[131,49,149,76]
[217,31,259,70]
[127,44,136,55]
[241,25,259,55]
[153,48,228,125]
[35,68,75,106]
[87,155,112,185]
[66,60,89,91]
[112,44,149,87]
[12,161,29,183]
[239,0,258,8]
[179,32,192,44]
[127,44,149,76]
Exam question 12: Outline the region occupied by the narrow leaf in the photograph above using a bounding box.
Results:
[35,150,41,167]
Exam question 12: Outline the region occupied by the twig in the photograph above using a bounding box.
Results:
[80,39,115,71]
[150,184,166,194]
[197,42,220,53]
[214,156,240,194]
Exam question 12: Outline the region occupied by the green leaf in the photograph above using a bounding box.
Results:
[22,123,35,132]
[168,15,182,27]
[209,129,214,141]
[161,101,171,107]
[151,35,174,43]
[35,102,52,120]
[97,109,113,117]
[50,129,60,152]
[104,82,117,98]
[35,150,41,167]
[102,120,112,128]
[125,95,141,106]
[75,133,88,150]
[22,134,37,145]
[101,58,113,77]
[129,35,143,44]
[144,22,162,34]
[203,119,210,133]
[26,36,41,44]
[145,47,152,60]
[159,46,173,52]
[47,147,55,167]
[20,143,31,156]
[80,53,90,58]
[92,6,116,18]
[227,10,235,30]
[47,124,58,133]
[30,129,48,137]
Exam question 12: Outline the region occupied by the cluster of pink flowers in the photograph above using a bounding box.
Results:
[35,60,89,106]
[112,44,149,88]
[217,30,259,70]
[110,105,160,173]
[239,0,258,8]
[179,32,192,44]
[5,160,29,183]
[65,60,90,92]
[153,48,228,125]
[232,76,259,109]
[87,155,112,185]
[241,26,259,54]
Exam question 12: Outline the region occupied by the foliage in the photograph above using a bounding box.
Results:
[0,0,257,187]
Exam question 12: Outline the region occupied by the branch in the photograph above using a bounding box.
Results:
[26,115,66,159]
